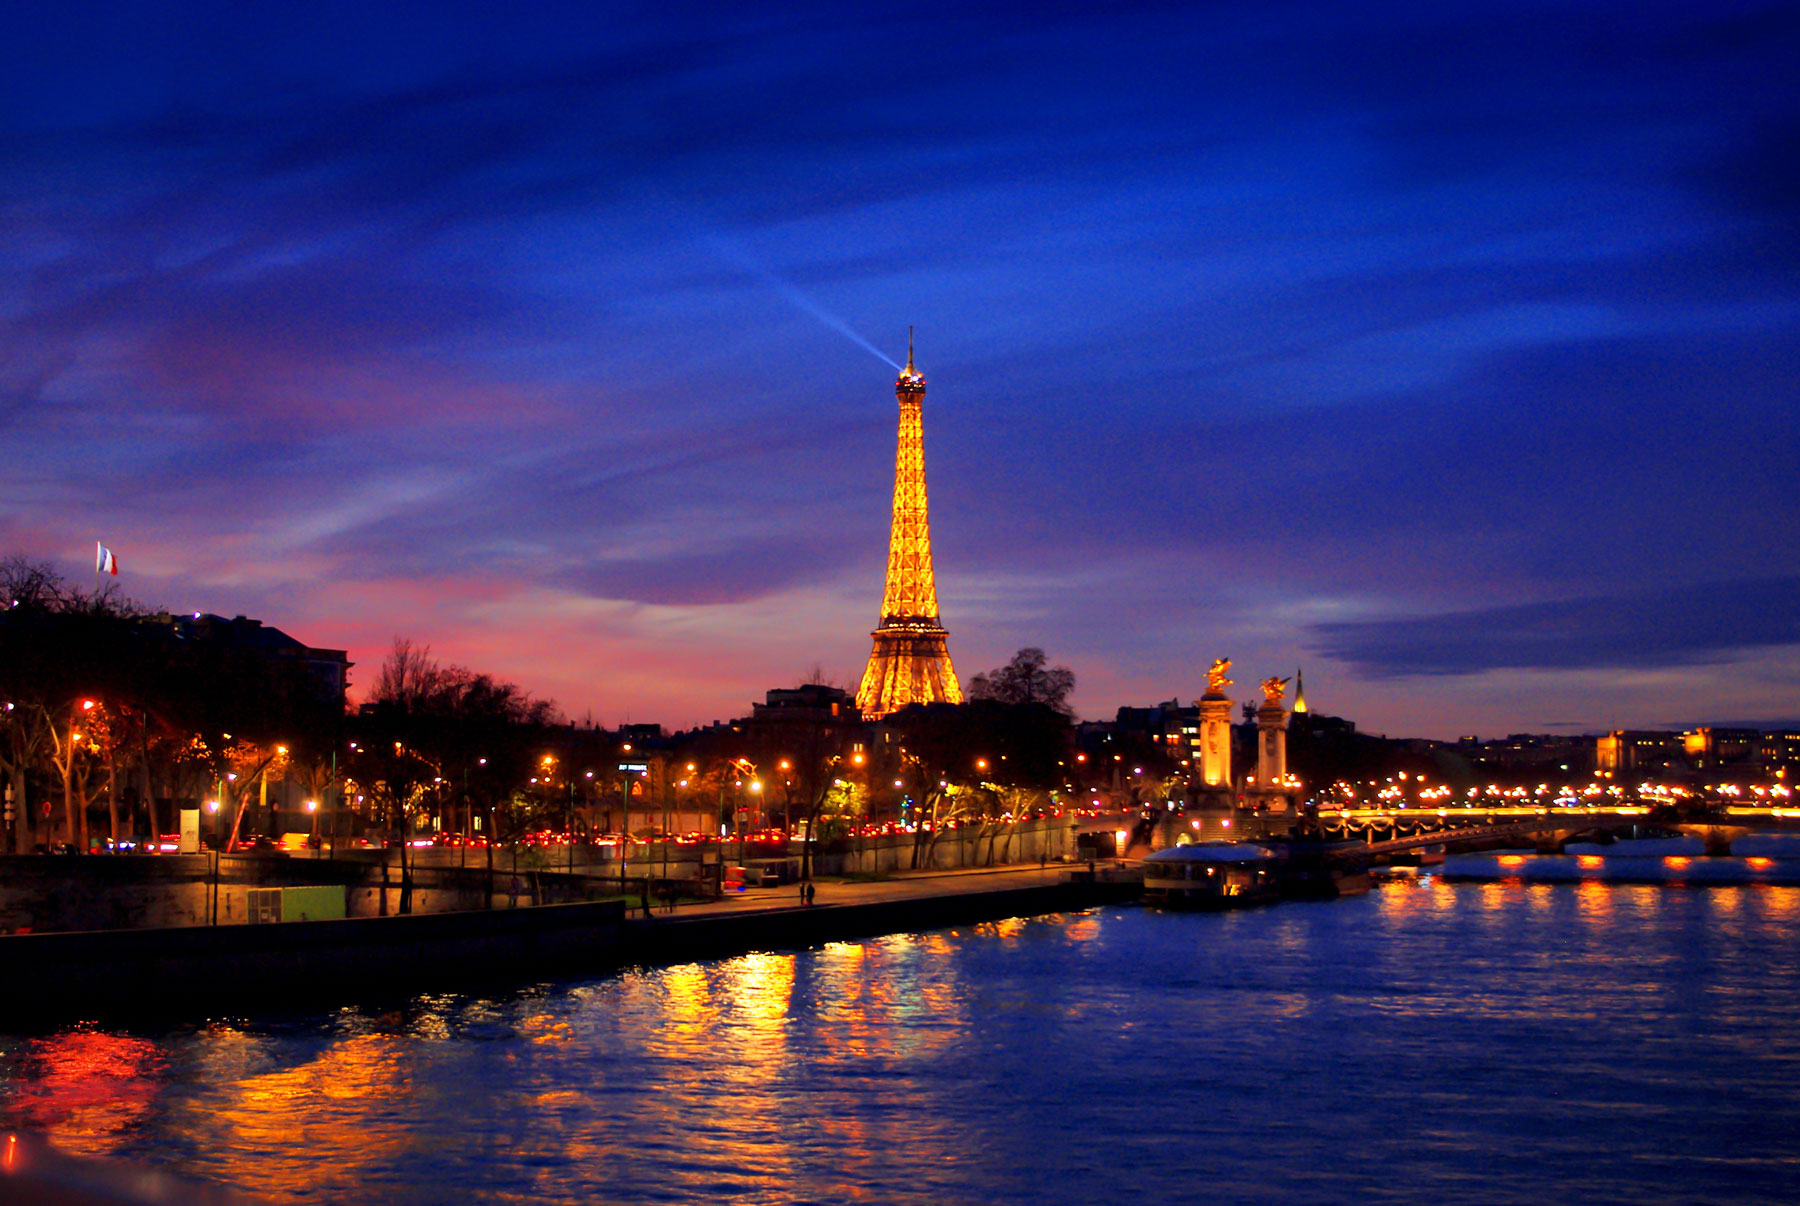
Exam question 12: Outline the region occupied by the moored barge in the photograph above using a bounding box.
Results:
[1142,842,1280,910]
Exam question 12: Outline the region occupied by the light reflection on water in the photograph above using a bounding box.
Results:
[2,887,1799,1205]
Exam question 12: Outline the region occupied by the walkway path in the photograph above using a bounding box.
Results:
[649,861,1110,921]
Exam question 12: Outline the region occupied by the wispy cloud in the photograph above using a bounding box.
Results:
[1,1,1796,733]
[1310,577,1800,677]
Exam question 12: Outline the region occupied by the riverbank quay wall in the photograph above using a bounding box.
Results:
[615,875,1136,968]
[0,898,629,1026]
[0,818,1076,934]
[0,873,1135,1029]
[0,854,510,934]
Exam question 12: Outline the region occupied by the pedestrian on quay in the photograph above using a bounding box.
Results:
[804,881,816,907]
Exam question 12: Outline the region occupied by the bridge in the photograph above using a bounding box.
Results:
[1309,804,1799,858]
[1090,801,1797,863]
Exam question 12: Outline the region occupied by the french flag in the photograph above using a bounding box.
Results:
[95,542,118,576]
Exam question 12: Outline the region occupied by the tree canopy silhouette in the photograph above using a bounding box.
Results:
[967,648,1075,715]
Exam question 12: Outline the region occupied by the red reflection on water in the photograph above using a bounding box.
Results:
[2,1031,165,1147]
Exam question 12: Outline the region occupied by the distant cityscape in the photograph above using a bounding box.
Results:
[5,576,1793,861]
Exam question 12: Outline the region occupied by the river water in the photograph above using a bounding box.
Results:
[4,862,1800,1204]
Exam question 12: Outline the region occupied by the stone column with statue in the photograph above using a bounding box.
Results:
[1251,676,1291,813]
[1195,658,1237,812]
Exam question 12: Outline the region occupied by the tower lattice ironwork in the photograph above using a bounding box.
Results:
[856,331,963,719]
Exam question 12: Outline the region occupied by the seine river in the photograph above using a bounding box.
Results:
[5,857,1800,1204]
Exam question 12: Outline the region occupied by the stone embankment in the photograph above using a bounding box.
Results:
[0,817,1076,934]
[0,863,1136,1029]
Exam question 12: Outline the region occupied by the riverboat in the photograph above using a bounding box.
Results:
[1141,841,1280,910]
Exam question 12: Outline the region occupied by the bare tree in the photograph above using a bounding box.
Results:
[372,637,449,709]
[967,648,1076,715]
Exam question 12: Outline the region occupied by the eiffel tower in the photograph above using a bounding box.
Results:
[855,330,964,719]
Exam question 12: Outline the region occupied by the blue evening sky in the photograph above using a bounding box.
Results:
[3,0,1796,736]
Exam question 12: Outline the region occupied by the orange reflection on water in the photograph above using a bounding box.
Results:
[1377,875,1451,919]
[518,1011,575,1046]
[1576,878,1613,918]
[719,952,795,1048]
[1478,882,1522,912]
[1420,876,1456,913]
[169,1032,416,1203]
[808,935,968,1066]
[1578,855,1605,870]
[2,1030,165,1149]
[1754,886,1800,923]
[1746,857,1774,871]
[976,916,1028,943]
[1064,915,1100,942]
[652,963,718,1052]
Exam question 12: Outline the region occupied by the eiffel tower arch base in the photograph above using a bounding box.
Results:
[857,626,963,719]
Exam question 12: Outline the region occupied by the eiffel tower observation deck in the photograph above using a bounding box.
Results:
[856,331,964,719]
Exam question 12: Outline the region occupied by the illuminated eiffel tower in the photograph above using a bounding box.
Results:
[855,330,963,719]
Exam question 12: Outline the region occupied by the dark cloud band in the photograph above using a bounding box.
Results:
[1309,577,1800,677]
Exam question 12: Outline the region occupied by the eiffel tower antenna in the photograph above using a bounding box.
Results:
[856,331,962,718]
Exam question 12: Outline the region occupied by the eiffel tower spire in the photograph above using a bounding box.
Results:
[856,331,963,718]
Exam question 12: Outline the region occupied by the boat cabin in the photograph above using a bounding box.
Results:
[1142,841,1279,909]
